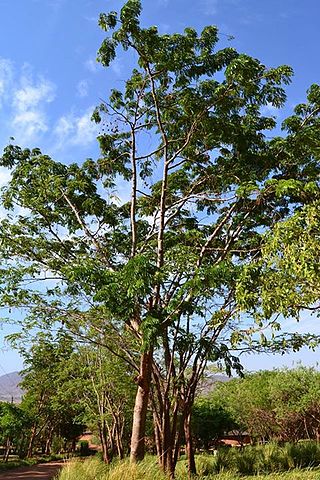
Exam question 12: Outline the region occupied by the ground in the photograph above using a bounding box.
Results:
[0,461,64,480]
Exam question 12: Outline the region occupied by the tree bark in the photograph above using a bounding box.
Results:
[99,420,110,464]
[3,437,11,462]
[45,425,54,455]
[162,403,174,477]
[114,415,124,459]
[27,425,37,458]
[153,417,162,460]
[173,413,184,467]
[184,410,197,478]
[18,432,26,458]
[130,349,152,463]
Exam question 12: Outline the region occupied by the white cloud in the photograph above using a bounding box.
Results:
[84,15,98,23]
[261,102,279,116]
[54,107,98,148]
[32,0,65,8]
[239,12,264,26]
[0,59,13,104]
[13,77,55,112]
[77,79,89,98]
[85,57,99,73]
[201,0,219,15]
[281,310,320,336]
[200,0,244,17]
[0,57,97,153]
[11,75,56,144]
[0,167,11,188]
[12,110,49,141]
[110,58,124,77]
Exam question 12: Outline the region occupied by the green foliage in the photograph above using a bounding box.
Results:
[15,334,86,457]
[0,458,38,472]
[0,402,29,459]
[205,367,320,443]
[12,331,135,460]
[0,0,317,380]
[68,344,136,459]
[237,82,320,322]
[192,396,235,449]
[1,0,320,474]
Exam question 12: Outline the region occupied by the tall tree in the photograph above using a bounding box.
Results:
[0,1,320,476]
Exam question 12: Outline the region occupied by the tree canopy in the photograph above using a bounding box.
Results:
[0,0,320,477]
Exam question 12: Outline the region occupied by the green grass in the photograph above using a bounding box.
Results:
[57,457,167,480]
[211,472,320,479]
[0,458,38,472]
[56,454,320,480]
[0,453,69,473]
[209,442,320,475]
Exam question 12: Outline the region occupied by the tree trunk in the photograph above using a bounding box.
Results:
[108,423,115,458]
[115,417,124,459]
[27,425,37,458]
[3,437,11,462]
[71,439,76,453]
[162,406,174,477]
[153,414,162,460]
[152,393,179,479]
[18,432,26,459]
[99,421,110,464]
[130,350,152,463]
[173,413,184,467]
[184,410,197,478]
[45,426,54,455]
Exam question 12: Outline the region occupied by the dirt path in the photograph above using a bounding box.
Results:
[0,461,65,480]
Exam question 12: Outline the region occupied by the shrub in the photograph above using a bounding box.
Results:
[77,440,90,456]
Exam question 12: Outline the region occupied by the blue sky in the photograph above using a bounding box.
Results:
[0,0,320,374]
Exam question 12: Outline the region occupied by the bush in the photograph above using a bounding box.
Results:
[77,440,90,456]
[51,436,65,454]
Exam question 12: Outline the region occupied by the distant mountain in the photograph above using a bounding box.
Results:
[0,371,229,403]
[198,374,231,396]
[0,371,24,403]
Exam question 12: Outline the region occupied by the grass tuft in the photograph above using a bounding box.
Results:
[56,444,320,480]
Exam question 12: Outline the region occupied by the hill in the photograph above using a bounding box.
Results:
[0,371,24,403]
[198,374,230,396]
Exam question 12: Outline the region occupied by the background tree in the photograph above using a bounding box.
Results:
[65,344,136,463]
[0,0,320,477]
[206,367,320,444]
[0,402,28,461]
[10,329,136,462]
[192,395,235,450]
[17,333,84,457]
